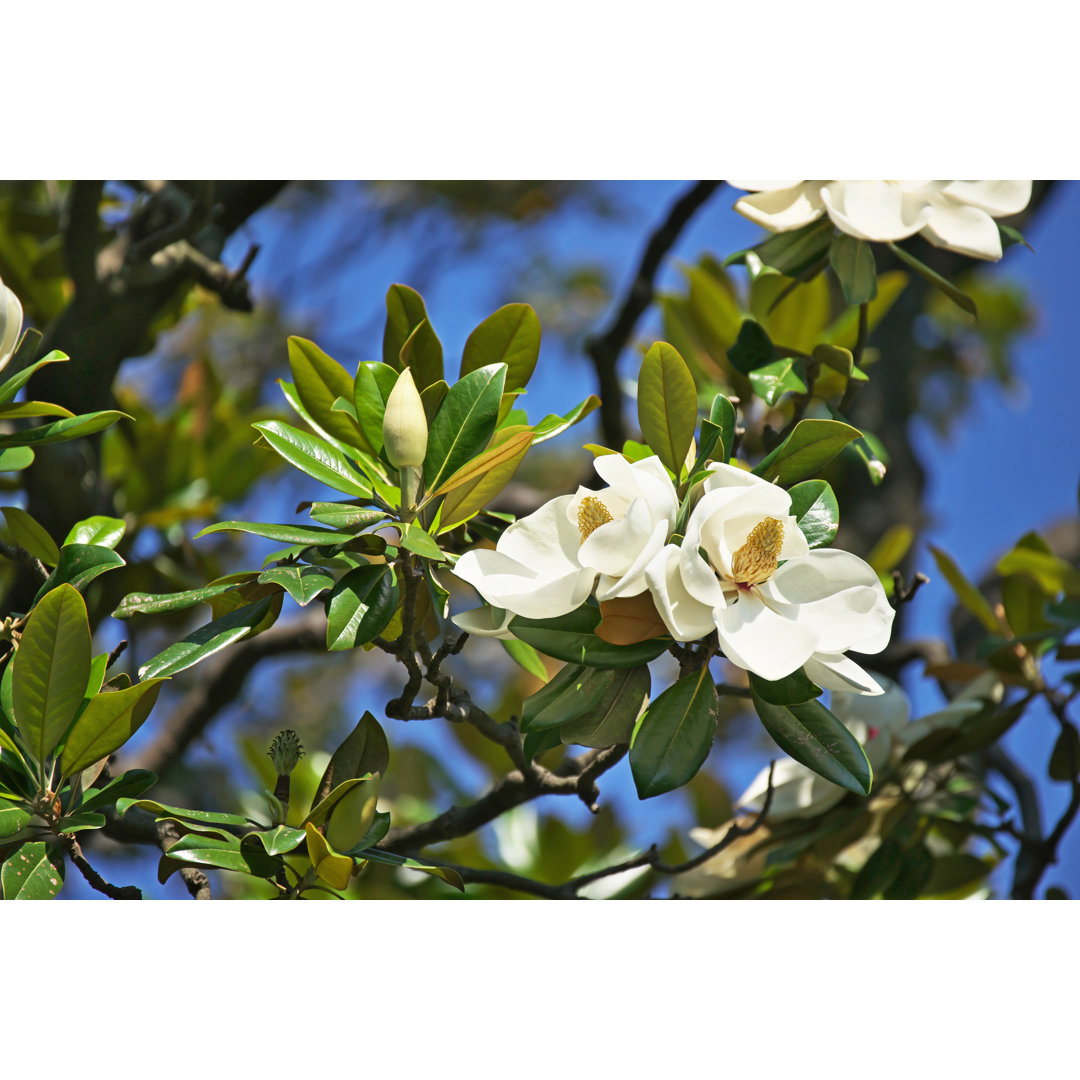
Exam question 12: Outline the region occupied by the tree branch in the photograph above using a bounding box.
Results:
[60,833,142,900]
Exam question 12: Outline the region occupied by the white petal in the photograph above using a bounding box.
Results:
[594,517,671,601]
[733,182,825,232]
[763,549,894,654]
[644,545,717,642]
[737,761,847,821]
[804,653,885,696]
[920,202,1003,260]
[715,591,818,681]
[498,495,587,576]
[452,547,595,620]
[0,280,23,371]
[820,181,931,241]
[594,453,678,524]
[940,180,1032,218]
[450,606,515,638]
[580,496,653,579]
[898,699,983,747]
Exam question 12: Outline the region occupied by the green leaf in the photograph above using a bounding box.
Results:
[521,664,617,733]
[400,522,444,561]
[531,395,601,443]
[523,727,562,762]
[287,336,365,450]
[62,515,126,549]
[1,841,64,899]
[0,409,131,448]
[738,217,835,278]
[196,519,359,547]
[252,420,372,499]
[787,480,839,548]
[12,583,91,763]
[867,525,913,583]
[158,832,280,883]
[461,303,541,391]
[117,797,254,828]
[420,379,450,425]
[304,776,372,829]
[0,401,74,420]
[437,428,534,530]
[55,811,107,833]
[888,242,976,316]
[748,357,807,406]
[325,774,381,853]
[112,581,247,618]
[138,597,272,679]
[509,605,669,669]
[1049,725,1080,782]
[341,809,391,855]
[325,566,398,651]
[0,447,34,472]
[829,233,878,306]
[630,667,718,798]
[752,418,862,486]
[750,691,872,796]
[928,544,1000,633]
[352,361,399,459]
[0,351,67,405]
[32,543,126,605]
[257,565,336,606]
[312,710,390,808]
[727,319,776,375]
[997,540,1080,597]
[0,806,33,839]
[303,501,388,531]
[637,342,697,476]
[1,505,59,565]
[422,363,506,494]
[851,838,905,899]
[241,825,307,857]
[708,394,737,464]
[398,318,444,391]
[354,847,465,892]
[383,284,435,373]
[59,680,166,777]
[561,664,650,748]
[77,769,157,814]
[748,670,822,707]
[500,638,549,681]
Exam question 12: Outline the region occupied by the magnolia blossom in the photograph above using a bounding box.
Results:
[452,454,678,634]
[731,180,1032,261]
[0,275,23,372]
[644,462,894,692]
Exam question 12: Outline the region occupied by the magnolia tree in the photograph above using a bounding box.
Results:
[0,179,1075,900]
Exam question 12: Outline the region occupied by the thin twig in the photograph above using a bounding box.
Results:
[60,834,142,900]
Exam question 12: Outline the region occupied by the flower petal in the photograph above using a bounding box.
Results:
[0,278,23,371]
[803,653,885,696]
[940,180,1032,218]
[593,453,678,524]
[920,202,1003,260]
[498,494,587,576]
[644,544,718,642]
[594,516,671,600]
[733,182,825,232]
[736,759,846,821]
[452,547,595,620]
[450,606,515,638]
[715,590,818,681]
[820,180,931,241]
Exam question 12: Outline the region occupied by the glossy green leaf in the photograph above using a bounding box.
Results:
[748,357,807,406]
[399,522,444,562]
[438,428,534,530]
[355,847,464,892]
[13,583,91,763]
[708,394,737,464]
[561,664,650,748]
[0,401,74,420]
[325,565,398,650]
[1,505,59,566]
[523,727,562,762]
[727,319,776,375]
[117,797,254,828]
[748,670,822,707]
[888,242,976,316]
[78,769,157,814]
[530,394,601,443]
[829,233,878,306]
[420,379,450,425]
[423,363,506,493]
[751,691,872,795]
[55,811,107,833]
[257,565,336,606]
[60,680,166,777]
[158,832,280,883]
[325,774,380,853]
[0,409,130,448]
[352,361,399,459]
[112,581,247,618]
[461,303,541,391]
[313,711,390,808]
[500,638,549,681]
[630,667,718,798]
[637,342,697,476]
[732,217,835,278]
[287,336,364,450]
[1,841,64,899]
[383,284,434,373]
[398,318,444,391]
[138,597,272,679]
[241,825,307,857]
[752,419,862,486]
[62,515,126,549]
[304,776,372,828]
[303,501,388,531]
[521,664,617,733]
[196,519,358,547]
[787,480,839,548]
[509,605,669,669]
[0,447,34,472]
[252,420,372,499]
[32,543,126,605]
[302,821,354,890]
[0,351,68,405]
[928,544,1000,633]
[0,806,33,839]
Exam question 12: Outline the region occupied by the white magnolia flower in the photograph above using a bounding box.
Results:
[644,462,894,692]
[0,275,23,372]
[452,454,678,632]
[731,180,1032,261]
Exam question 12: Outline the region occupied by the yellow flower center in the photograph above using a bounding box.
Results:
[730,516,783,586]
[577,496,613,543]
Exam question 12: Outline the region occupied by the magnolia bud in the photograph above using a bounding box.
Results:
[268,729,303,777]
[0,275,24,373]
[382,368,428,469]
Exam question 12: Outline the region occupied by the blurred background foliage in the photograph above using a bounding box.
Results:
[0,179,1073,899]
